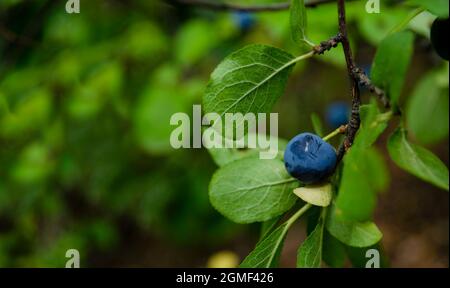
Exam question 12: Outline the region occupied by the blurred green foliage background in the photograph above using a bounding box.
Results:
[0,0,448,267]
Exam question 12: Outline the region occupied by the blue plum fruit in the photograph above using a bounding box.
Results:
[232,11,255,31]
[284,133,337,184]
[326,101,350,129]
[431,18,449,61]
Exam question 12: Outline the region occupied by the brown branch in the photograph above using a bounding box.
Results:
[336,0,360,162]
[165,0,337,12]
[352,67,390,109]
[313,34,342,55]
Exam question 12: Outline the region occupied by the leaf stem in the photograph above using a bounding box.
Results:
[287,203,312,228]
[389,7,425,34]
[303,38,317,48]
[322,125,347,141]
[291,50,316,65]
[376,110,394,123]
[320,206,328,220]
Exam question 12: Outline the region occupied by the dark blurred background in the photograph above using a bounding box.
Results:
[0,0,447,267]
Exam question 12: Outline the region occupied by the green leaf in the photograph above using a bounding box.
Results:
[406,70,449,145]
[133,65,189,154]
[408,0,449,18]
[67,62,122,120]
[297,216,324,268]
[207,145,259,167]
[326,204,382,247]
[290,0,310,46]
[242,204,311,268]
[260,216,282,240]
[408,11,437,39]
[203,45,295,136]
[121,21,168,61]
[322,230,347,268]
[293,183,332,207]
[209,158,299,223]
[387,127,449,191]
[335,103,390,221]
[310,113,324,137]
[306,206,321,235]
[11,142,54,184]
[357,7,409,45]
[335,146,389,222]
[364,148,390,192]
[175,19,219,66]
[205,132,288,167]
[355,102,389,148]
[1,88,52,138]
[240,222,289,268]
[371,31,414,107]
[346,243,389,268]
[336,148,377,222]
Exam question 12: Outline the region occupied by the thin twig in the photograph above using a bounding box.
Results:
[313,34,343,55]
[322,125,347,141]
[352,67,390,108]
[165,0,337,12]
[336,0,360,162]
[312,35,387,112]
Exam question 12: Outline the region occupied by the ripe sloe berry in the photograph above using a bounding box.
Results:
[232,12,255,31]
[430,18,449,61]
[284,133,337,184]
[326,101,350,129]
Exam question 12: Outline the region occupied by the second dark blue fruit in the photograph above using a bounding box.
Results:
[326,101,350,129]
[430,18,449,61]
[232,11,255,31]
[284,133,337,184]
